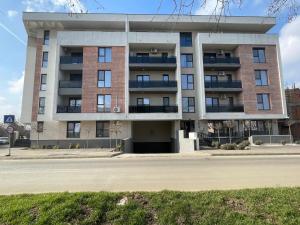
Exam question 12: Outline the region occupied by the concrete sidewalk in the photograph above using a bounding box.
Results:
[0,148,122,160]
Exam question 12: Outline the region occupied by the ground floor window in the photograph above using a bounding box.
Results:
[67,121,80,138]
[96,121,110,137]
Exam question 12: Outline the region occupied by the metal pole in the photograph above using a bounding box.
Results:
[7,133,11,157]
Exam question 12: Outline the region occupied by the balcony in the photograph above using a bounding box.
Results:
[60,56,83,70]
[205,81,242,92]
[58,81,82,95]
[129,105,178,113]
[57,106,81,113]
[203,57,240,70]
[129,80,177,93]
[129,56,177,71]
[206,105,244,113]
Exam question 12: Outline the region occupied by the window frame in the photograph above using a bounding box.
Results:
[98,47,112,63]
[182,97,195,113]
[37,121,44,133]
[181,54,193,68]
[97,94,111,112]
[43,30,49,45]
[206,97,219,107]
[98,70,112,88]
[163,74,169,82]
[256,93,271,110]
[40,74,47,91]
[42,52,48,68]
[181,74,194,90]
[255,70,268,86]
[67,121,80,138]
[96,121,110,138]
[163,97,170,106]
[137,98,150,106]
[253,48,266,63]
[38,97,45,114]
[180,32,192,47]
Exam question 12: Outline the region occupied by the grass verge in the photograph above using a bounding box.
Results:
[0,188,300,225]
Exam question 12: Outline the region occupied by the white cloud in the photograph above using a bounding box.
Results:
[279,16,300,87]
[195,0,222,15]
[22,0,86,13]
[0,96,18,121]
[7,10,18,18]
[8,72,24,94]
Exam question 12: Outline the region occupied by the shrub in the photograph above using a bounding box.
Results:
[281,140,286,145]
[52,145,60,149]
[237,140,250,150]
[254,140,263,145]
[211,141,221,149]
[75,143,80,149]
[69,143,76,149]
[220,143,237,150]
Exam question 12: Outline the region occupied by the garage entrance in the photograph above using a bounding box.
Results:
[132,121,173,153]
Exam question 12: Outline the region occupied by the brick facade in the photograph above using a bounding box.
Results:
[31,38,43,121]
[82,47,125,113]
[236,45,282,114]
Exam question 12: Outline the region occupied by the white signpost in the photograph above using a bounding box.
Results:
[6,126,14,157]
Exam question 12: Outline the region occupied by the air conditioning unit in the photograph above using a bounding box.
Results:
[217,49,224,55]
[218,71,226,76]
[113,106,121,113]
[150,48,158,54]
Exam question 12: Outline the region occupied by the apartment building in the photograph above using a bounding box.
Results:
[21,12,287,152]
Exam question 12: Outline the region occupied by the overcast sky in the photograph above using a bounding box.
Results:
[0,0,299,121]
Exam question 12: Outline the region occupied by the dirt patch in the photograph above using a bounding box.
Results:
[225,198,249,214]
[29,206,39,221]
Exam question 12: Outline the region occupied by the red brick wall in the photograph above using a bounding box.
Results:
[31,38,43,122]
[82,47,125,113]
[236,45,282,114]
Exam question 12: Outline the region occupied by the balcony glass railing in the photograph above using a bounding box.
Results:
[59,80,82,88]
[129,56,176,64]
[129,80,177,88]
[57,106,81,113]
[203,57,240,64]
[206,105,244,112]
[129,105,178,113]
[205,81,242,89]
[60,56,83,64]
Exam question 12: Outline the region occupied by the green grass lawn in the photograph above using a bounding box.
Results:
[0,188,300,225]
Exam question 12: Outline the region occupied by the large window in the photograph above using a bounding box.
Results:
[182,97,195,113]
[38,97,45,114]
[255,70,268,86]
[181,54,193,68]
[43,30,49,45]
[40,74,47,91]
[257,93,270,110]
[253,48,266,63]
[180,32,192,47]
[181,74,194,90]
[137,98,150,106]
[67,121,80,138]
[98,47,112,63]
[137,75,150,82]
[97,94,111,112]
[98,70,111,88]
[69,98,81,107]
[96,121,110,137]
[206,97,219,107]
[42,52,48,68]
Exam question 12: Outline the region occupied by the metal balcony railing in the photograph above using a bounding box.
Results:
[206,105,244,112]
[57,106,81,113]
[129,105,178,113]
[60,56,83,64]
[203,57,240,64]
[205,80,242,89]
[129,56,176,64]
[129,80,177,88]
[59,80,82,88]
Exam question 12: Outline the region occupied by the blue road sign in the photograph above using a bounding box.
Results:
[4,115,15,124]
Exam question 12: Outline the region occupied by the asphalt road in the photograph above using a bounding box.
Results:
[0,156,300,194]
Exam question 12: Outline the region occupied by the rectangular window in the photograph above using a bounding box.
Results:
[69,98,81,107]
[181,54,193,68]
[67,121,80,138]
[37,121,44,132]
[97,94,111,112]
[206,97,219,107]
[163,74,169,82]
[163,97,170,106]
[38,97,45,114]
[137,75,150,82]
[257,93,270,110]
[98,47,112,63]
[43,30,49,45]
[40,74,47,91]
[182,97,195,113]
[96,121,110,137]
[255,70,268,86]
[181,74,194,90]
[253,48,266,63]
[137,98,150,106]
[205,75,218,83]
[42,52,48,68]
[98,70,111,88]
[180,32,192,47]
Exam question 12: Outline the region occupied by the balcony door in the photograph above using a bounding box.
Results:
[69,98,81,107]
[137,75,150,82]
[206,97,219,108]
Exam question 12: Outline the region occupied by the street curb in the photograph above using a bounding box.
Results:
[211,153,300,156]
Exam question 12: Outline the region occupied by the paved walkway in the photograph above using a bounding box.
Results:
[0,148,121,160]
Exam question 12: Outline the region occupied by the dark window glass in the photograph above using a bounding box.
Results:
[37,121,44,132]
[42,52,48,68]
[98,70,111,88]
[38,97,45,114]
[255,70,268,86]
[137,98,150,106]
[96,121,110,137]
[97,94,111,112]
[253,48,266,63]
[40,74,47,91]
[180,32,192,47]
[182,97,195,113]
[98,47,112,63]
[181,74,194,90]
[257,93,270,110]
[43,30,49,45]
[70,74,82,81]
[67,121,80,138]
[163,97,169,106]
[181,54,193,68]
